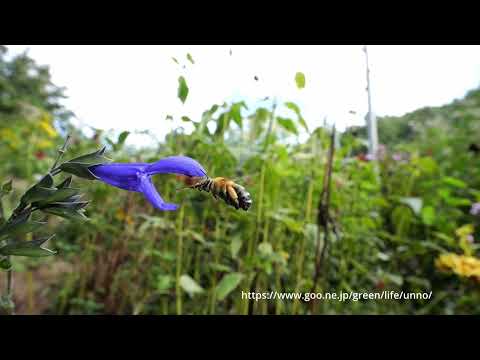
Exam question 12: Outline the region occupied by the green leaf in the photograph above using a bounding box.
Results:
[230,237,242,259]
[181,116,192,122]
[179,274,204,297]
[1,180,12,194]
[0,256,12,270]
[295,72,306,89]
[0,211,45,238]
[285,102,309,133]
[172,57,179,64]
[216,273,245,301]
[399,197,423,215]
[35,188,79,207]
[442,176,466,189]
[42,206,89,221]
[117,131,130,147]
[59,163,99,180]
[186,53,195,64]
[178,76,189,104]
[56,176,72,189]
[230,103,243,128]
[0,236,57,257]
[258,242,273,256]
[277,117,298,135]
[421,206,436,226]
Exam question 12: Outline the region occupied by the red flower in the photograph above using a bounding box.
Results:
[35,151,46,160]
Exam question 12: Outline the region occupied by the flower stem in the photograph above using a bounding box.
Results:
[176,205,185,315]
[51,134,71,172]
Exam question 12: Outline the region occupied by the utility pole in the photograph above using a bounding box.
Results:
[363,45,378,157]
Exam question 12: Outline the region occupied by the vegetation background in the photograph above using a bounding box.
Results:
[1,45,479,315]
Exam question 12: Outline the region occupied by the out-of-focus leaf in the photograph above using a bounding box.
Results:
[186,53,195,64]
[181,116,192,122]
[230,237,242,259]
[179,274,204,296]
[277,117,298,135]
[0,256,11,270]
[117,131,130,148]
[178,76,189,104]
[216,272,244,301]
[172,57,179,64]
[295,72,306,89]
[285,102,309,133]
[399,197,423,215]
[442,176,467,189]
[421,206,436,226]
[1,180,12,196]
[258,242,273,256]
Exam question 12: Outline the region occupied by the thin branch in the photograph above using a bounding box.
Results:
[51,134,71,172]
[311,126,336,294]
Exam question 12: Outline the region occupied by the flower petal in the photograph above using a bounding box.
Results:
[146,156,207,178]
[138,173,178,211]
[89,163,148,191]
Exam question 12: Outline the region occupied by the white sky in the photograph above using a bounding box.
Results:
[6,45,480,146]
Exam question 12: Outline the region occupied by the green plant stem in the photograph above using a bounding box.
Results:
[51,134,71,171]
[176,205,184,315]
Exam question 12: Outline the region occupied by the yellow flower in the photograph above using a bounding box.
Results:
[115,209,134,225]
[38,115,57,138]
[36,139,54,150]
[435,253,480,282]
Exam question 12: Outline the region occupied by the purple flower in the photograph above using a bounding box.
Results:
[392,153,403,162]
[89,156,207,211]
[471,202,480,216]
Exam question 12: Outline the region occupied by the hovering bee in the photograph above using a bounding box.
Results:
[177,175,252,211]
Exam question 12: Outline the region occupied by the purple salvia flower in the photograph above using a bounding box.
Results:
[89,156,207,211]
[471,202,480,216]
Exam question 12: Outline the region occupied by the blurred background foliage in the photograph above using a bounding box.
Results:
[1,46,480,315]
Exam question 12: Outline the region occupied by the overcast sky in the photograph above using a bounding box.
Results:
[6,45,480,145]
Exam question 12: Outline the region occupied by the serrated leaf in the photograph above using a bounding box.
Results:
[178,76,189,104]
[179,274,204,297]
[295,72,306,89]
[277,117,298,135]
[186,53,195,64]
[0,236,57,257]
[216,273,244,301]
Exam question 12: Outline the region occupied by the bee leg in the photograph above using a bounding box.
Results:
[227,185,239,207]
